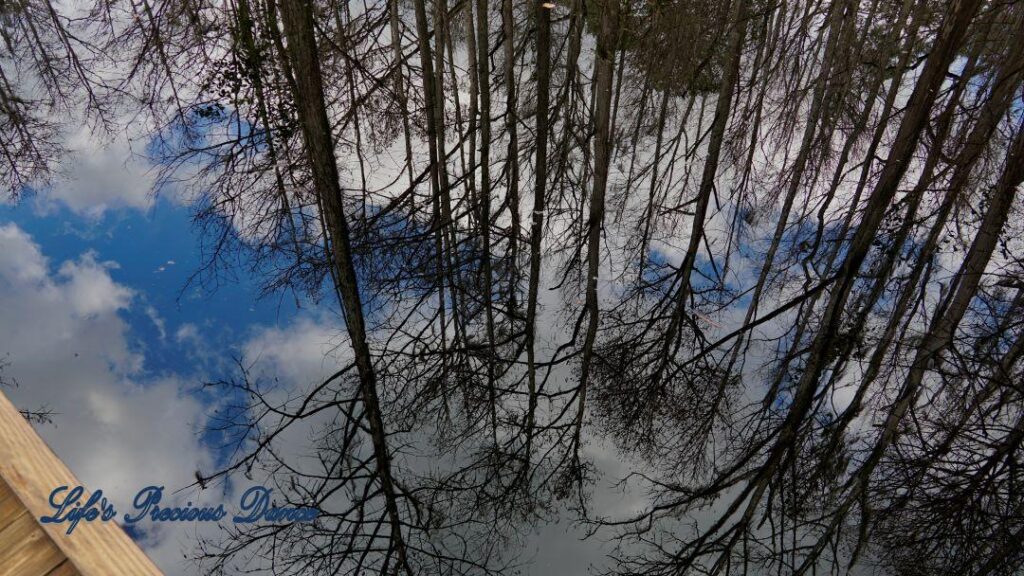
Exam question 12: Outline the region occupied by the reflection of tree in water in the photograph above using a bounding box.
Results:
[3,0,1024,574]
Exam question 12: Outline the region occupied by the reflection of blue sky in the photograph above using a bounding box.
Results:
[643,212,837,305]
[0,197,319,478]
[3,198,302,375]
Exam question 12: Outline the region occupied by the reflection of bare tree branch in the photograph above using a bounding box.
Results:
[5,0,1024,573]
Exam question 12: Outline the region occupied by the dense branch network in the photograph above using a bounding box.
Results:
[3,0,1024,574]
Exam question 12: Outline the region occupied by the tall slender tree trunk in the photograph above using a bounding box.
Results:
[636,90,670,277]
[651,0,747,389]
[827,38,1022,446]
[465,0,478,206]
[523,0,552,465]
[725,2,984,562]
[574,0,620,457]
[232,0,299,253]
[503,0,521,316]
[276,3,411,573]
[476,0,499,440]
[742,0,850,322]
[388,0,415,185]
[796,116,1024,576]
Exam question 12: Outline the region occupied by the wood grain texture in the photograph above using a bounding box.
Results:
[0,508,65,575]
[0,475,13,501]
[0,390,162,575]
[0,477,26,531]
[45,560,80,576]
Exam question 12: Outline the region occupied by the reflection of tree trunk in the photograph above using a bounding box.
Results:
[715,0,853,413]
[732,0,983,555]
[675,0,746,295]
[672,3,985,571]
[465,0,478,211]
[334,1,368,214]
[797,117,1024,576]
[550,0,585,222]
[636,90,669,277]
[829,40,1021,444]
[806,0,922,263]
[411,0,464,402]
[233,0,298,249]
[760,0,923,409]
[524,0,552,464]
[409,0,438,194]
[887,290,1024,516]
[742,0,847,323]
[388,0,414,185]
[574,0,619,458]
[476,0,498,440]
[652,0,747,389]
[874,120,1024,456]
[276,3,411,573]
[410,0,450,393]
[503,0,520,316]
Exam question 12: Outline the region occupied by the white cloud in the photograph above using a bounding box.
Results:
[243,316,349,387]
[234,313,648,575]
[0,223,216,574]
[38,124,157,217]
[58,253,135,317]
[175,323,200,345]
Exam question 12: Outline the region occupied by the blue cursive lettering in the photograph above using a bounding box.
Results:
[39,485,116,535]
[124,485,226,524]
[42,484,317,533]
[233,486,319,523]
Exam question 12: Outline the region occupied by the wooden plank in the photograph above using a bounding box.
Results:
[46,560,80,576]
[0,479,27,531]
[0,475,12,501]
[0,390,162,575]
[0,504,26,537]
[0,510,65,576]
